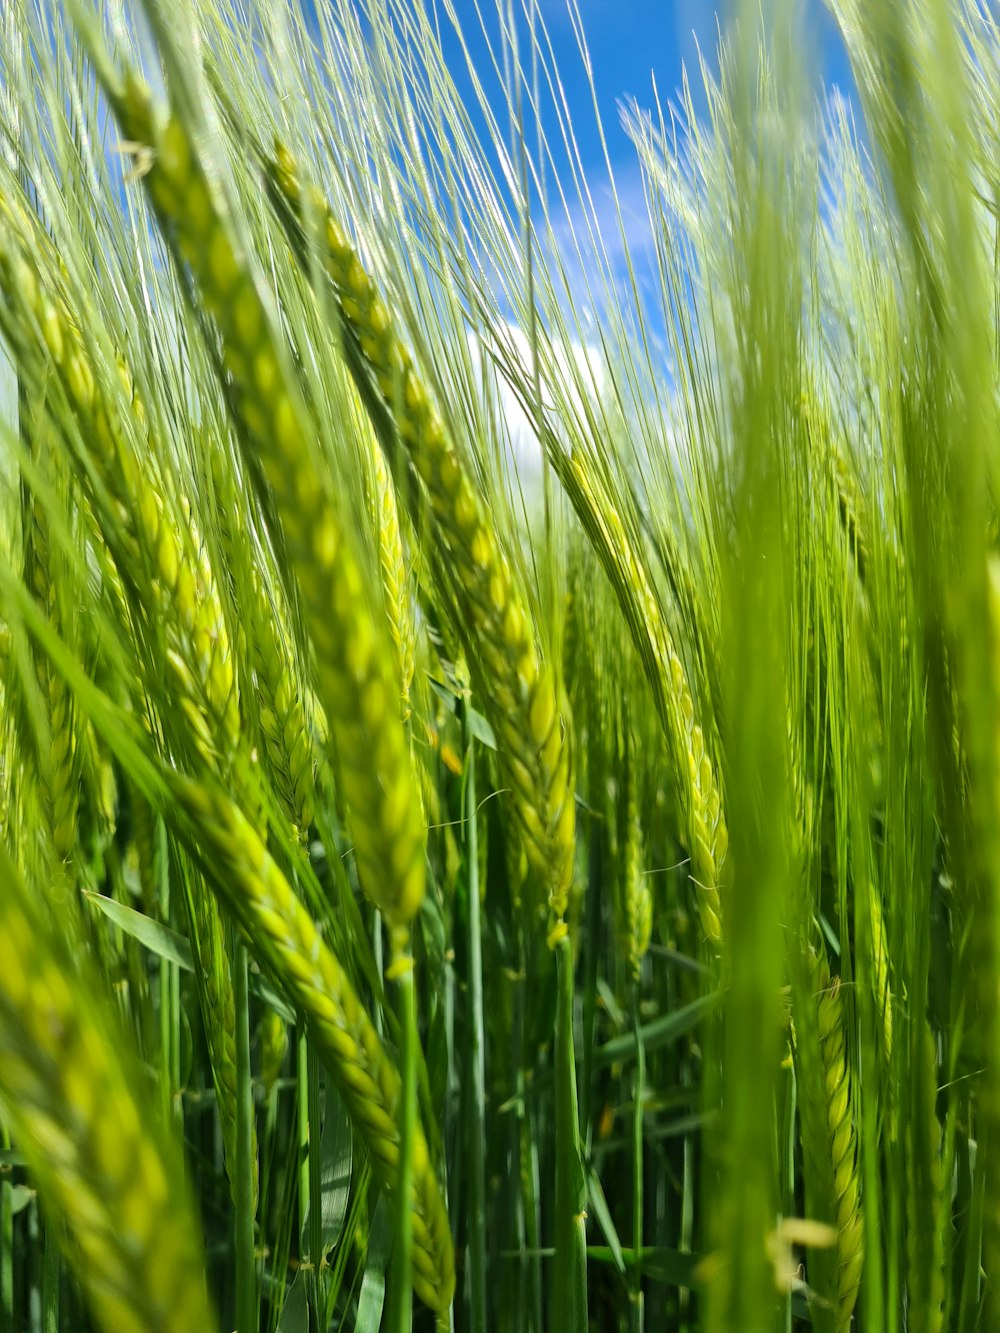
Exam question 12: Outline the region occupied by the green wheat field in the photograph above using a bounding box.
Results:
[0,0,998,1329]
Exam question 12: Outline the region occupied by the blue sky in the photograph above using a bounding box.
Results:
[502,2,853,168]
[437,2,856,168]
[433,1,857,274]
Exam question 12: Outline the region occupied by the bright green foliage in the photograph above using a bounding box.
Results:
[210,445,325,833]
[0,1,999,1332]
[22,442,78,863]
[0,223,240,765]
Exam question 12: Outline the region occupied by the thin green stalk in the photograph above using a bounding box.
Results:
[233,941,256,1333]
[463,719,487,1333]
[296,1029,310,1265]
[782,1060,797,1333]
[581,814,603,1148]
[513,926,542,1333]
[630,985,644,1333]
[553,932,587,1332]
[387,935,417,1333]
[29,1200,41,1331]
[958,1130,986,1332]
[159,949,171,1126]
[153,812,175,1128]
[41,1218,58,1333]
[520,1100,543,1333]
[169,958,181,1120]
[373,916,386,1038]
[307,1047,324,1321]
[862,1019,887,1333]
[1,1123,12,1333]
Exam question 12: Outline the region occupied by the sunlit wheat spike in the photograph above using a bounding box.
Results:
[560,446,726,940]
[169,773,455,1312]
[0,220,259,1217]
[867,881,894,1074]
[96,74,425,929]
[266,143,576,918]
[209,445,323,832]
[0,222,240,770]
[803,392,870,585]
[616,730,652,981]
[20,425,79,868]
[0,844,218,1333]
[367,430,416,726]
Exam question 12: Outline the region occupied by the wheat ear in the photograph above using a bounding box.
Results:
[0,224,261,1207]
[169,773,455,1312]
[268,144,575,918]
[249,575,324,832]
[795,948,864,1332]
[368,429,416,726]
[97,77,425,930]
[867,881,894,1087]
[0,844,217,1333]
[0,228,240,768]
[559,446,725,940]
[21,438,79,866]
[209,445,324,832]
[616,732,652,981]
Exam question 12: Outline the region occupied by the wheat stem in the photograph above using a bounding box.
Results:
[553,931,588,1331]
[233,939,257,1333]
[386,932,418,1333]
[462,713,488,1333]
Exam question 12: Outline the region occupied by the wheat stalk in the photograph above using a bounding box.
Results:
[906,1020,945,1333]
[182,863,259,1216]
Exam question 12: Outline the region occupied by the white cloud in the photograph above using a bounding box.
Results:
[465,317,607,481]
